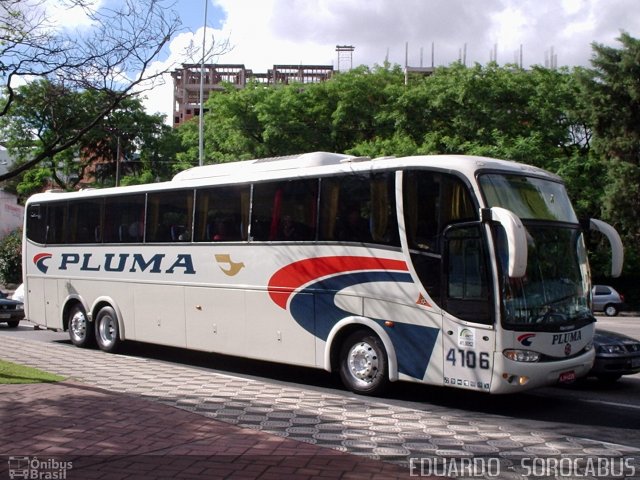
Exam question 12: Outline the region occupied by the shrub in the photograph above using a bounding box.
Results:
[0,229,22,286]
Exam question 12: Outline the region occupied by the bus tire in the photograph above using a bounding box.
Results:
[338,329,389,396]
[95,306,120,353]
[68,304,95,348]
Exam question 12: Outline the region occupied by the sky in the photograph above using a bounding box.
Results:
[49,0,640,122]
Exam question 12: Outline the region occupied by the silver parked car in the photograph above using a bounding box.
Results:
[591,285,625,317]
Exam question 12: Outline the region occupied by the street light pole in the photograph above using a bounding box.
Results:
[115,135,121,187]
[198,0,208,167]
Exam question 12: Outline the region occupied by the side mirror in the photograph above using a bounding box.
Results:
[589,218,624,278]
[486,207,528,278]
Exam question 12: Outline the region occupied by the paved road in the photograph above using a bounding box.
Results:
[1,318,640,479]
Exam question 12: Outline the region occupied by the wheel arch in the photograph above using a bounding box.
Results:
[91,297,126,340]
[325,317,399,382]
[62,295,91,331]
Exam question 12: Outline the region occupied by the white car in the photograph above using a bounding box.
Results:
[11,283,24,303]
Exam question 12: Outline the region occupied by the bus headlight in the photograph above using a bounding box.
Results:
[503,349,541,362]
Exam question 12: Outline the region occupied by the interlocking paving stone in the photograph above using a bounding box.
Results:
[1,335,639,479]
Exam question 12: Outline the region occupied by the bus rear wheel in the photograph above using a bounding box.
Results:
[95,306,120,353]
[68,304,95,348]
[338,330,389,396]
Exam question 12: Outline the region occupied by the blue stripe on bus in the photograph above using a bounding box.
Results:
[288,271,439,380]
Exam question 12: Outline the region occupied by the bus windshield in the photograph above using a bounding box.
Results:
[479,173,592,329]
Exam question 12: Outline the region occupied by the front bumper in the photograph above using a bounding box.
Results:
[590,353,640,377]
[490,349,595,394]
[0,309,24,322]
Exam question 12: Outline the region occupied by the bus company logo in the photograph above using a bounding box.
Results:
[517,333,536,346]
[564,343,572,356]
[551,330,581,345]
[214,253,245,276]
[33,253,52,274]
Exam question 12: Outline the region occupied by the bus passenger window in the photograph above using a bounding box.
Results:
[319,172,398,246]
[194,185,250,242]
[67,199,104,244]
[26,204,47,244]
[46,202,67,244]
[251,179,318,242]
[146,190,194,243]
[103,195,145,243]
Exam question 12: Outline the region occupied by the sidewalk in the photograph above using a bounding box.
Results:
[0,380,415,479]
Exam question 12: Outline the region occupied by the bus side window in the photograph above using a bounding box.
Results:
[251,179,317,242]
[47,202,66,244]
[319,172,398,246]
[103,195,145,243]
[67,199,104,244]
[194,185,250,242]
[146,190,194,243]
[443,224,492,324]
[26,204,47,244]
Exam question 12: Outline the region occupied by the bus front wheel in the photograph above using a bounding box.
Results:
[68,304,95,348]
[95,306,120,353]
[338,330,389,396]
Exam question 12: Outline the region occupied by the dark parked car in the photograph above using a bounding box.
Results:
[590,329,640,382]
[0,290,24,328]
[591,285,625,317]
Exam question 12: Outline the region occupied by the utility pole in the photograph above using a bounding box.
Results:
[115,136,121,187]
[198,0,208,167]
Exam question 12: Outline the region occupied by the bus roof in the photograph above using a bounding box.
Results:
[171,151,558,182]
[26,152,560,203]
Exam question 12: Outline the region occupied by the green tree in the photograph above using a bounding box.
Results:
[579,32,640,274]
[0,0,180,182]
[0,229,22,285]
[0,80,178,196]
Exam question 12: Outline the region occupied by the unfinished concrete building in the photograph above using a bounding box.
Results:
[171,64,334,127]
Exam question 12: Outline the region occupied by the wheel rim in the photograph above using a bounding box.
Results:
[605,306,616,316]
[98,315,117,347]
[70,310,87,341]
[347,341,379,387]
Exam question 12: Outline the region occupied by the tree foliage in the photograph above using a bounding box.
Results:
[578,32,640,272]
[0,0,180,181]
[0,229,22,285]
[0,79,179,197]
[172,35,640,278]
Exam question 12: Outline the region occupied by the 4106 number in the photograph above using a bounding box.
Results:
[446,349,490,369]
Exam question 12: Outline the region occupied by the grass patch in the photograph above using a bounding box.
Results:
[0,359,65,384]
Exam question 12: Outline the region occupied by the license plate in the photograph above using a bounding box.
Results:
[0,313,9,319]
[559,371,576,383]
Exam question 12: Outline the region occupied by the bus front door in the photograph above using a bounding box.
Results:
[441,224,496,392]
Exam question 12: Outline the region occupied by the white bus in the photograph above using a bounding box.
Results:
[22,152,623,394]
